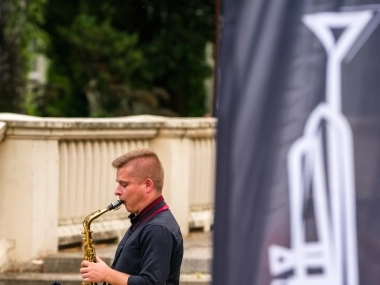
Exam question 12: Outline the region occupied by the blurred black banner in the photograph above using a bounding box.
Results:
[213,1,380,284]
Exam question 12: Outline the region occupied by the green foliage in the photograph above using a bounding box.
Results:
[119,0,215,116]
[30,0,215,117]
[21,0,49,115]
[53,13,146,117]
[0,0,48,114]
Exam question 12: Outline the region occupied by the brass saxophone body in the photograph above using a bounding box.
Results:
[81,199,124,285]
[52,200,124,285]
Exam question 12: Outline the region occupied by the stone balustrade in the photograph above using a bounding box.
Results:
[0,113,216,272]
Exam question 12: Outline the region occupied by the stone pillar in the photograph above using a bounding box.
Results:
[0,121,59,269]
[151,125,191,236]
[151,117,217,237]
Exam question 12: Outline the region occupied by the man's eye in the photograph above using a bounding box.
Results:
[121,183,127,187]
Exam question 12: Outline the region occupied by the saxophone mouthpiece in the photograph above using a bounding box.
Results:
[108,199,124,210]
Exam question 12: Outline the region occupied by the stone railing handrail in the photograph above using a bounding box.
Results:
[0,113,216,128]
[0,113,216,138]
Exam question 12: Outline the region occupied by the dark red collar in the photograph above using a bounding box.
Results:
[128,196,168,232]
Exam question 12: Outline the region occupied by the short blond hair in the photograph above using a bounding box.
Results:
[112,148,164,192]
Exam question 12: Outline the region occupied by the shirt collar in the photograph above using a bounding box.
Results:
[128,195,165,226]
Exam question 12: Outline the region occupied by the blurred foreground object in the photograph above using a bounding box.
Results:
[213,1,380,285]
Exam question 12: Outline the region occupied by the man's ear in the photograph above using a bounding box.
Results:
[145,178,154,193]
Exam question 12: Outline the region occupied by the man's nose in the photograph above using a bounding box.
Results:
[114,185,122,195]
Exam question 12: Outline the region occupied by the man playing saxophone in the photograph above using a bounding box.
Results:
[80,148,184,285]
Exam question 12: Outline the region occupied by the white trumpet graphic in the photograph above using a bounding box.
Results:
[268,10,376,285]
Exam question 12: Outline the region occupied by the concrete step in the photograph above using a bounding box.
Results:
[0,272,211,285]
[0,272,81,285]
[43,248,115,274]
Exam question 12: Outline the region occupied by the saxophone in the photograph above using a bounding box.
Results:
[52,199,124,285]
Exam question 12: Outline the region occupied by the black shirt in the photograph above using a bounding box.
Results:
[111,196,184,285]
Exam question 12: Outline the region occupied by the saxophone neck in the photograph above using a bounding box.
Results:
[83,207,110,229]
[83,200,123,228]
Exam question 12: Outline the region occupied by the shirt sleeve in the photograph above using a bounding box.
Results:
[127,224,174,285]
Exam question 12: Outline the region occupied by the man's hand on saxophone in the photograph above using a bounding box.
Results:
[80,256,130,285]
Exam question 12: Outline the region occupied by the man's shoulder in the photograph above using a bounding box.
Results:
[147,211,180,230]
[142,212,183,241]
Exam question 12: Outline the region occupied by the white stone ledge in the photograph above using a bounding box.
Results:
[161,117,217,129]
[158,128,216,138]
[158,118,216,138]
[0,113,165,130]
[0,113,217,140]
[185,128,216,138]
[58,219,128,246]
[5,128,159,140]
